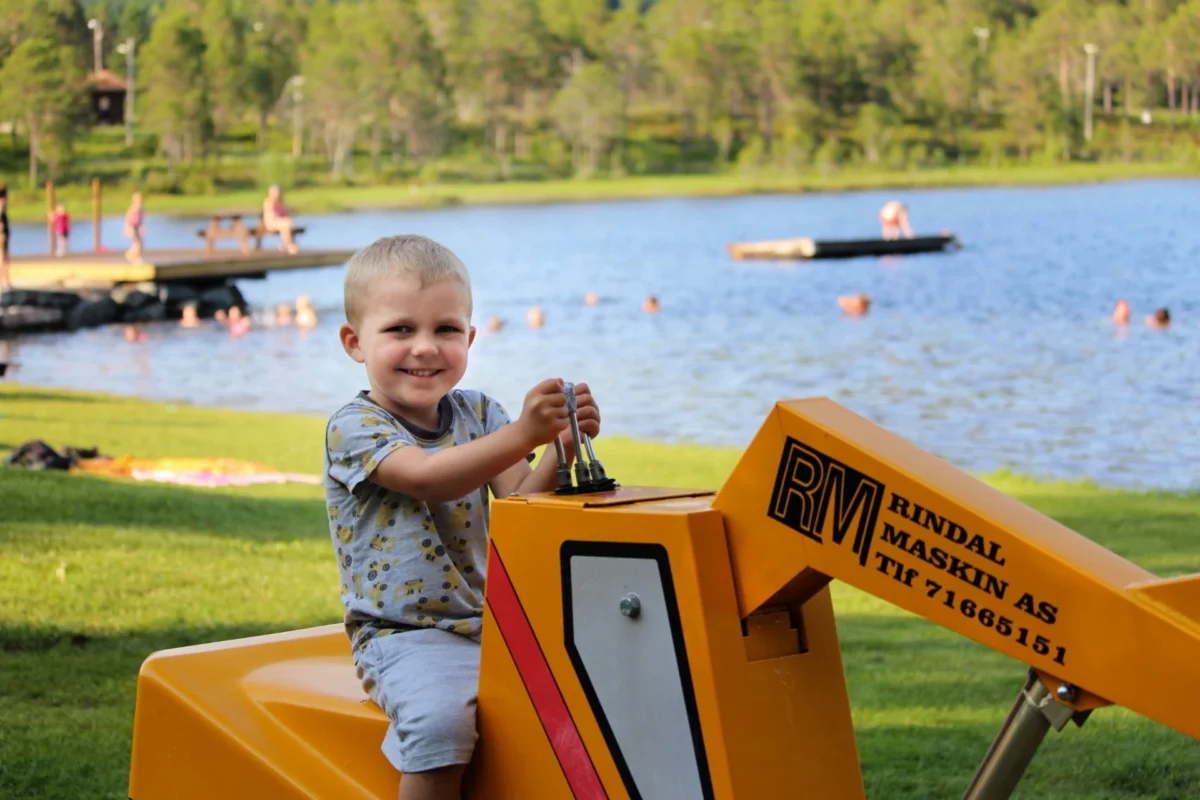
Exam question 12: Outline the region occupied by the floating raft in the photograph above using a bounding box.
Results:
[7,248,356,290]
[727,233,961,261]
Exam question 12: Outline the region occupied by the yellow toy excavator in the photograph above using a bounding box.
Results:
[128,397,1200,799]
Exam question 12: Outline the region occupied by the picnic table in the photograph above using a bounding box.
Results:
[195,213,306,256]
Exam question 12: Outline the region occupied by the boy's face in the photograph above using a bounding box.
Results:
[340,274,475,425]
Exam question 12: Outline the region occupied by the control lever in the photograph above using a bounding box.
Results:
[553,381,618,495]
[563,383,591,489]
[552,438,574,492]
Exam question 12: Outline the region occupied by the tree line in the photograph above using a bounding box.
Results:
[3,0,1200,187]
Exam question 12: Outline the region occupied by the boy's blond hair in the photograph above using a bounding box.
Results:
[342,234,472,325]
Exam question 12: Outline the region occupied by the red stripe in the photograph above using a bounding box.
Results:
[487,542,608,799]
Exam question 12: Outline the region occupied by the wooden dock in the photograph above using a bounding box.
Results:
[8,248,357,289]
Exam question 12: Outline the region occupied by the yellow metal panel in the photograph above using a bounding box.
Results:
[473,604,574,797]
[487,494,864,799]
[716,398,1200,740]
[129,625,396,800]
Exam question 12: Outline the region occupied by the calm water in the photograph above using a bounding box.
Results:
[4,180,1199,490]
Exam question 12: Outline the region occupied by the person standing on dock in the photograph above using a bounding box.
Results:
[879,200,913,240]
[262,185,300,255]
[123,192,146,264]
[50,203,71,256]
[0,185,10,291]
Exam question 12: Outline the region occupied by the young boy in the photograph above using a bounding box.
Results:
[324,234,600,800]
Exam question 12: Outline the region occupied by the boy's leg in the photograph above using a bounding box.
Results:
[357,628,481,800]
[398,765,467,800]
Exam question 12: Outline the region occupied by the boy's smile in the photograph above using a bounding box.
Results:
[340,274,475,430]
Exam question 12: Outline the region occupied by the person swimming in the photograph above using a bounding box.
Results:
[838,293,872,316]
[1146,307,1170,328]
[294,296,317,328]
[1112,299,1131,325]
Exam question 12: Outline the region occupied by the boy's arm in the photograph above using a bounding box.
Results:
[373,422,538,503]
[490,440,576,499]
[372,378,568,503]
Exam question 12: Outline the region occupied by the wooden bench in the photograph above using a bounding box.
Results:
[195,214,306,255]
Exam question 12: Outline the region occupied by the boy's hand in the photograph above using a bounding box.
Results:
[517,378,569,446]
[564,382,601,440]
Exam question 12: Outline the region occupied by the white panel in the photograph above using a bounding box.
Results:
[569,555,703,800]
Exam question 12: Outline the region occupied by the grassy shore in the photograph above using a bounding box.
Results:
[3,161,1199,224]
[0,383,1197,799]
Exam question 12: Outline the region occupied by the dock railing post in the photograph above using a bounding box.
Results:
[92,177,102,252]
[46,180,55,256]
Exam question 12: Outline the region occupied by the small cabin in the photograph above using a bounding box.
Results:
[87,70,127,126]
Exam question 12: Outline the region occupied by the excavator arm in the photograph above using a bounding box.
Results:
[715,398,1200,741]
[127,398,1200,800]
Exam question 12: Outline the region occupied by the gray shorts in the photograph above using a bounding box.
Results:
[356,627,481,773]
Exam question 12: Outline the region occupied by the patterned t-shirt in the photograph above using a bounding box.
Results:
[323,389,512,651]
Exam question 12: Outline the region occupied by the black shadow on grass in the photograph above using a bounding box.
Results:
[0,469,325,542]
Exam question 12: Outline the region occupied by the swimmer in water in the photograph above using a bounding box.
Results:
[1112,299,1131,325]
[1145,307,1170,328]
[180,304,201,328]
[838,293,872,316]
[228,305,252,337]
[295,296,318,328]
[880,201,913,241]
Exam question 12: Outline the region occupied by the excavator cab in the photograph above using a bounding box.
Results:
[128,398,1200,799]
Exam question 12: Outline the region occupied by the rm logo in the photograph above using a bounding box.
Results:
[768,437,886,567]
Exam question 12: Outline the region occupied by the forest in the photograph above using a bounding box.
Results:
[2,0,1200,195]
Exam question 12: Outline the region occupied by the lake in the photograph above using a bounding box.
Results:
[3,179,1198,490]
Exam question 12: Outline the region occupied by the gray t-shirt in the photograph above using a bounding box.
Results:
[323,389,513,651]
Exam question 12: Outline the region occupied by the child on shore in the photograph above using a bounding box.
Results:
[50,203,70,256]
[323,234,600,800]
[123,192,145,264]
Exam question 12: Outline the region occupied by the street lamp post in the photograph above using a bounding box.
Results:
[974,27,990,110]
[116,38,136,148]
[1084,43,1098,142]
[86,19,104,74]
[289,76,305,159]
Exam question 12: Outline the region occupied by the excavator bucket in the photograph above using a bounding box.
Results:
[128,398,1199,798]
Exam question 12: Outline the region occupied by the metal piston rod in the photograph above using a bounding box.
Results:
[962,671,1091,800]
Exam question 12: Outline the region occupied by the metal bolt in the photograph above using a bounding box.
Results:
[619,593,641,619]
[1056,683,1076,703]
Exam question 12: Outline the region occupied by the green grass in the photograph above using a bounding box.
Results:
[3,160,1199,224]
[0,384,1197,799]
